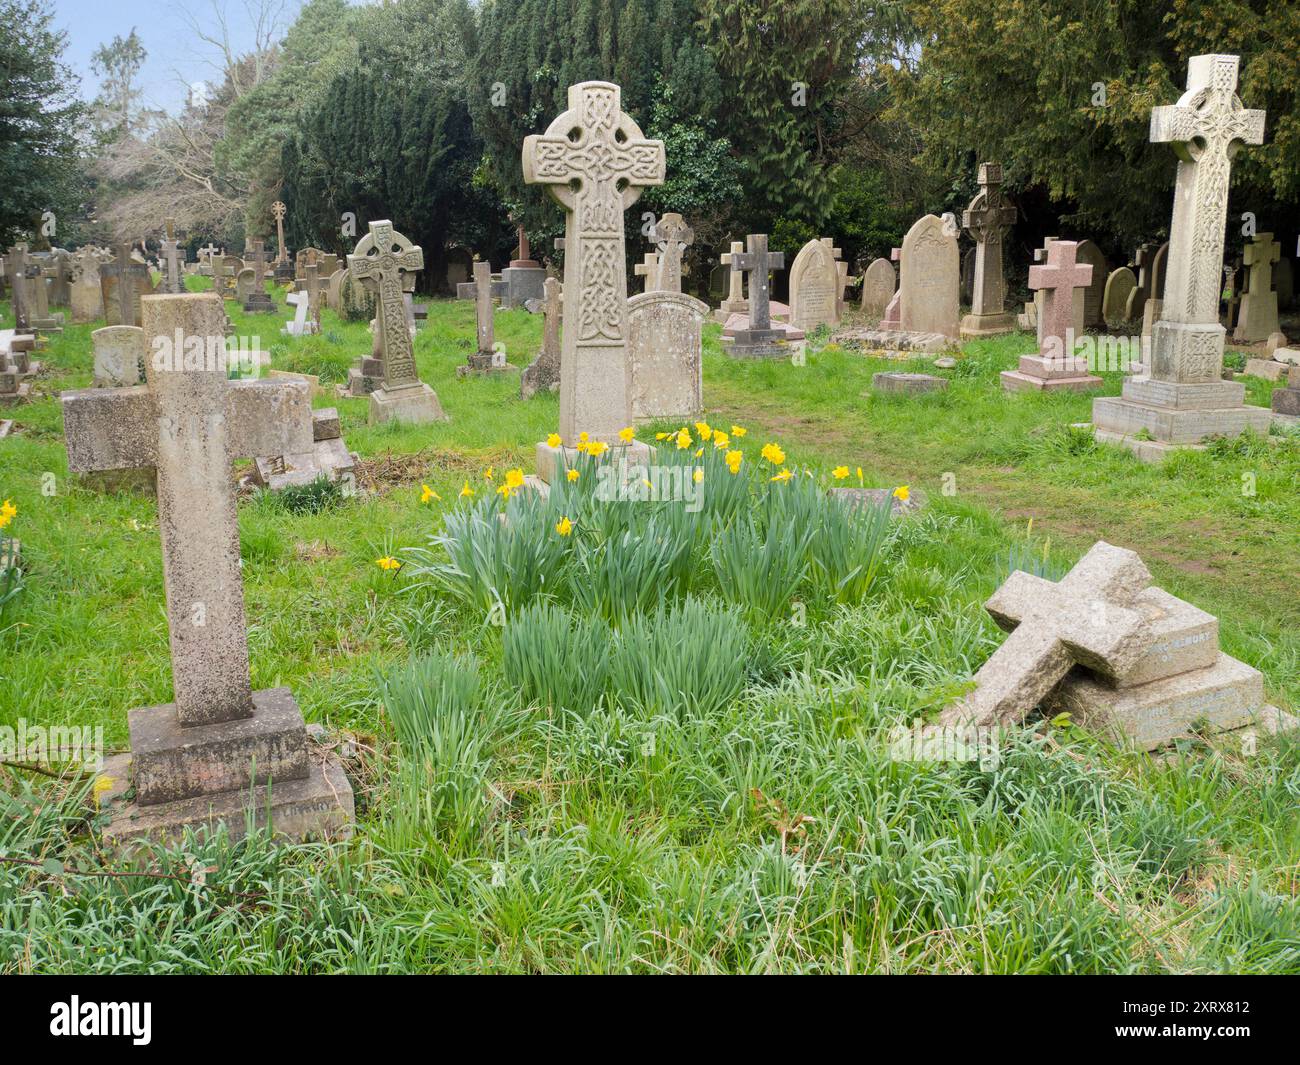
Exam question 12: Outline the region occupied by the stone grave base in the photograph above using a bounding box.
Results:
[242,294,277,315]
[714,300,748,324]
[1001,355,1102,392]
[0,419,13,439]
[1092,379,1273,463]
[959,311,1016,339]
[99,687,353,847]
[0,383,33,406]
[1243,358,1288,381]
[872,372,948,395]
[254,438,355,491]
[829,486,924,515]
[534,438,655,486]
[1047,653,1287,752]
[369,382,447,425]
[268,369,325,397]
[834,328,952,355]
[1272,385,1300,418]
[721,330,791,359]
[456,353,520,377]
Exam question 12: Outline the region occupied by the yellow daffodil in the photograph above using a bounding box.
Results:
[694,447,703,458]
[730,425,746,438]
[693,468,704,484]
[712,431,730,449]
[376,556,401,572]
[675,428,691,450]
[566,468,580,482]
[505,469,525,490]
[694,421,712,441]
[618,426,636,443]
[0,499,14,529]
[770,468,793,483]
[420,483,439,503]
[760,442,786,466]
[484,466,494,481]
[547,432,562,448]
[656,431,670,441]
[460,481,475,498]
[893,485,910,502]
[856,467,864,486]
[92,775,115,807]
[725,450,743,474]
[555,516,573,536]
[588,440,609,457]
[642,478,653,489]
[832,466,849,480]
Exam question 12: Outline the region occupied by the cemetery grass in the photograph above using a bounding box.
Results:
[1,288,1298,974]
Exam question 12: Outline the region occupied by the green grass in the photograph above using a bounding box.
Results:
[0,286,1297,974]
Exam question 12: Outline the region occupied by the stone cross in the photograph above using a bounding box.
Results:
[199,243,219,269]
[61,294,314,726]
[941,542,1153,727]
[721,241,746,305]
[961,162,1018,325]
[650,213,693,293]
[347,219,424,390]
[1028,240,1093,355]
[523,80,665,445]
[101,243,151,327]
[6,246,31,332]
[472,259,494,357]
[521,276,563,400]
[730,233,785,332]
[304,263,322,331]
[243,240,275,312]
[160,218,184,295]
[1233,232,1281,341]
[271,201,288,264]
[1150,53,1264,380]
[634,252,660,291]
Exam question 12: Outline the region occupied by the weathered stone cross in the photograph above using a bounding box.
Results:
[721,241,746,306]
[304,263,322,331]
[472,259,495,361]
[941,542,1153,727]
[1242,232,1280,293]
[101,243,151,327]
[6,246,31,332]
[1150,53,1264,381]
[271,201,288,265]
[650,213,693,293]
[962,162,1017,323]
[62,294,313,726]
[729,233,784,332]
[347,219,424,390]
[160,218,184,295]
[243,240,275,312]
[634,252,660,291]
[1028,240,1093,356]
[523,80,665,445]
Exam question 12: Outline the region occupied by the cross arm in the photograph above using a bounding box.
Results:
[61,387,158,472]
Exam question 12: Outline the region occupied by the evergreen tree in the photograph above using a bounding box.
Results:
[0,0,86,246]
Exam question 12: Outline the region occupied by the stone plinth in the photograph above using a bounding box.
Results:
[872,372,948,395]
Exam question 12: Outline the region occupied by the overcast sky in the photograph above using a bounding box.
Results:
[52,0,306,115]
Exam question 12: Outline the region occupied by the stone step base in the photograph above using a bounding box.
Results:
[369,382,447,425]
[1092,395,1272,447]
[959,312,1016,338]
[0,383,33,406]
[1047,652,1270,751]
[873,371,948,394]
[835,328,952,353]
[1001,369,1102,392]
[99,752,353,848]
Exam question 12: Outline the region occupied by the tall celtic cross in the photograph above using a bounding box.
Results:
[347,220,424,390]
[730,234,785,332]
[61,294,313,726]
[101,242,150,327]
[1152,54,1264,332]
[962,162,1018,318]
[271,201,288,264]
[523,81,665,445]
[650,213,693,294]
